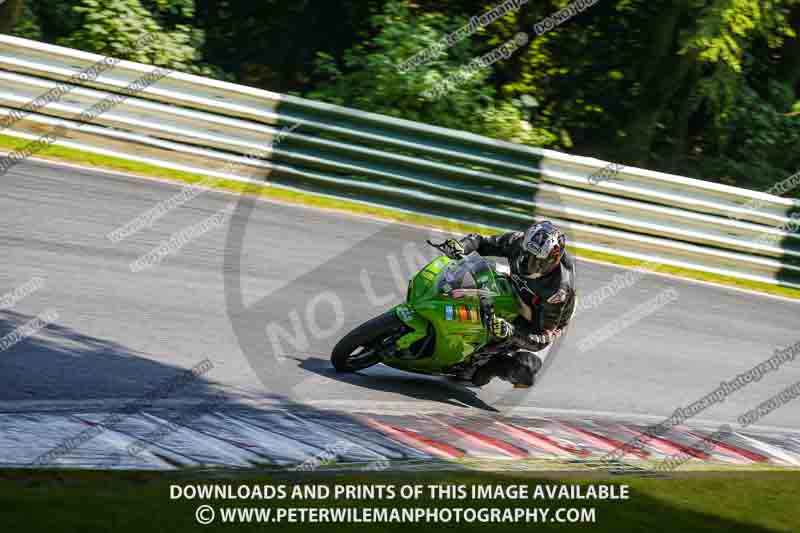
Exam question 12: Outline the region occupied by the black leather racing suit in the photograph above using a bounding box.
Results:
[460,232,576,386]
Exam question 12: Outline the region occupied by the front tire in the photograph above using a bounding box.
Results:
[331,311,405,372]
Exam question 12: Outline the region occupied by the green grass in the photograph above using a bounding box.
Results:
[0,469,797,532]
[3,132,800,301]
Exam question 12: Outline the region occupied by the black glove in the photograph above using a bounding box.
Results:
[441,238,465,259]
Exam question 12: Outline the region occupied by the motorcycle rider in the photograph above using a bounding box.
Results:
[440,221,576,388]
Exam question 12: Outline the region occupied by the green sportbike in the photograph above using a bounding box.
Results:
[331,240,526,384]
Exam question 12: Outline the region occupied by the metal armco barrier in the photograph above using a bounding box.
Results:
[1,35,799,288]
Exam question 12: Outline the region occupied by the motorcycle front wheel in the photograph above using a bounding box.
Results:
[331,311,405,372]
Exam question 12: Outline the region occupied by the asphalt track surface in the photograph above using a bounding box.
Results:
[1,159,798,431]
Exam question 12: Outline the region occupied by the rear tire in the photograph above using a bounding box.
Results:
[331,311,405,372]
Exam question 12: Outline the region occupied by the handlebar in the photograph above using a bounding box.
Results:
[426,239,464,260]
[426,239,448,252]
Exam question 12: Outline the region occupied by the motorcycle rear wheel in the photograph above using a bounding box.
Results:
[331,311,405,372]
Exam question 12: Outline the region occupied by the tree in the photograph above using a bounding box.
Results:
[0,0,24,34]
[307,0,554,146]
[59,0,206,73]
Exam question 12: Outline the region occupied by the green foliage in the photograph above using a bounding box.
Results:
[685,0,795,125]
[59,0,195,69]
[14,0,83,41]
[691,82,800,192]
[307,0,555,147]
[11,1,42,40]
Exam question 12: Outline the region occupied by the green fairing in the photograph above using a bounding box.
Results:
[382,253,519,374]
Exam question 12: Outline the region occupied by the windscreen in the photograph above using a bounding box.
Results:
[436,252,496,295]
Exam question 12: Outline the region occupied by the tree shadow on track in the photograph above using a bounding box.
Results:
[0,309,435,468]
[0,309,219,402]
[295,356,499,412]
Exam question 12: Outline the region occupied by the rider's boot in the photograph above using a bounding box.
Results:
[471,350,542,388]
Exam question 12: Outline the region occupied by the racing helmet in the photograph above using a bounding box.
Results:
[513,221,565,280]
